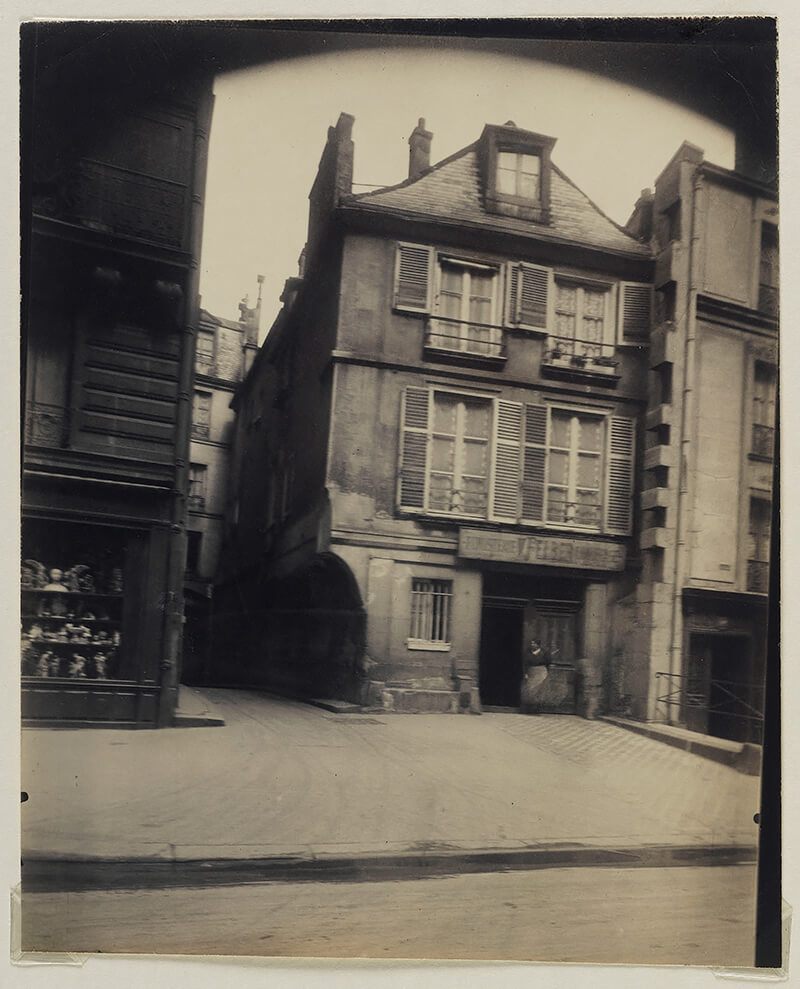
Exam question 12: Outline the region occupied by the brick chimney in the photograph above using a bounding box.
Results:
[408,118,432,181]
[306,112,355,262]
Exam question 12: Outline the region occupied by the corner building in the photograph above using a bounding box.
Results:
[217,116,655,713]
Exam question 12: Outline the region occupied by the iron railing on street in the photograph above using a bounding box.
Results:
[655,670,765,735]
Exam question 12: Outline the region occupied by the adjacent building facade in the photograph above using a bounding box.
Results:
[182,291,261,682]
[22,41,213,725]
[621,143,777,741]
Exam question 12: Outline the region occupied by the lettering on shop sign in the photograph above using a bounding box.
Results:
[458,528,626,571]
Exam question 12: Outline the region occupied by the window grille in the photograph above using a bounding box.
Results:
[409,579,452,645]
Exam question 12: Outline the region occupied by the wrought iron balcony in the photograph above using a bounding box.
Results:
[541,335,619,385]
[187,494,206,511]
[424,317,506,363]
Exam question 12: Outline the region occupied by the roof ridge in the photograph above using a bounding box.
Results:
[347,141,479,202]
[550,161,643,245]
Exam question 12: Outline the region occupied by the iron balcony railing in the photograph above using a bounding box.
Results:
[654,670,765,729]
[424,316,507,359]
[545,333,618,365]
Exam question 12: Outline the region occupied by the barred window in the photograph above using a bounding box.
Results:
[409,579,452,648]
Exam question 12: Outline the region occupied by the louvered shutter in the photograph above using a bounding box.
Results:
[522,404,548,522]
[605,416,635,534]
[618,283,652,344]
[491,401,522,521]
[394,243,433,313]
[505,262,550,330]
[397,387,430,510]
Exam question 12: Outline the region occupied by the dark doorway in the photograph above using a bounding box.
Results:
[479,602,524,707]
[686,634,757,742]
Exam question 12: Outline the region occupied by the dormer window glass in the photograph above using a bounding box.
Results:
[496,151,541,202]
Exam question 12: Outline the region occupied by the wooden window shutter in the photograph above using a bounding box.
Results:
[605,416,636,534]
[522,403,548,522]
[394,243,433,313]
[505,262,550,330]
[491,400,523,521]
[618,282,652,344]
[397,387,430,509]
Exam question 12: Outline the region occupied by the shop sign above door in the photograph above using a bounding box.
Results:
[458,528,626,571]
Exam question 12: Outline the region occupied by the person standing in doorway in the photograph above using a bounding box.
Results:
[521,637,549,713]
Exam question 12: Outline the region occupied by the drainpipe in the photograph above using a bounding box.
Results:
[666,165,704,714]
[157,79,214,727]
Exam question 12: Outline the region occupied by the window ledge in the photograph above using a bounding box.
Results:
[407,640,452,652]
[541,356,620,387]
[423,344,507,370]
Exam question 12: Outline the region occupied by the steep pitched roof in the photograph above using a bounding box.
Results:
[346,144,651,258]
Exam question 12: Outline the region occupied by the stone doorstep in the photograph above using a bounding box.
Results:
[602,716,762,775]
[380,687,463,714]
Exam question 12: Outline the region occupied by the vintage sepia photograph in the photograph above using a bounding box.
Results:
[16,17,780,974]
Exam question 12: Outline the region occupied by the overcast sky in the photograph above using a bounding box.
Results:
[198,46,735,339]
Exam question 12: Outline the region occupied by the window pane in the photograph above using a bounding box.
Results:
[577,417,603,452]
[549,450,569,485]
[547,489,568,523]
[583,289,605,317]
[461,477,487,514]
[577,452,601,487]
[433,397,458,433]
[462,438,488,475]
[550,413,571,449]
[429,474,453,511]
[431,436,455,472]
[575,491,601,526]
[519,155,540,199]
[556,284,577,313]
[463,402,491,438]
[496,152,517,195]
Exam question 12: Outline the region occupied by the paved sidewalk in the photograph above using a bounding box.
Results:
[21,687,760,868]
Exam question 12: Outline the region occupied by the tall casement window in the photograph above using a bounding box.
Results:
[188,463,207,510]
[431,258,501,356]
[195,329,215,373]
[545,410,603,526]
[429,393,492,516]
[759,223,779,316]
[496,151,541,202]
[751,362,776,459]
[553,281,611,358]
[192,390,211,439]
[398,387,635,535]
[409,578,453,649]
[747,497,771,593]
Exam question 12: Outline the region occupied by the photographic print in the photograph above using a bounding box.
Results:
[17,17,780,972]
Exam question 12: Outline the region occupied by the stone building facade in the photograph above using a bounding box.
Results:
[622,144,777,741]
[214,115,657,714]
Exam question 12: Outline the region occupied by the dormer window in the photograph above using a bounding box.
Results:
[480,123,555,224]
[496,151,541,202]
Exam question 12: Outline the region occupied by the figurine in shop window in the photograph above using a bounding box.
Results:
[39,568,69,617]
[68,653,87,678]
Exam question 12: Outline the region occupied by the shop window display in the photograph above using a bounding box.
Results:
[21,522,128,682]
